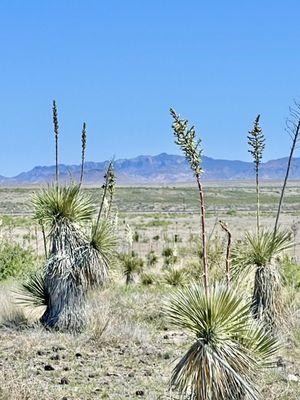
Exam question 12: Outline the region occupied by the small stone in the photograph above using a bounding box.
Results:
[50,354,60,360]
[128,372,135,378]
[37,350,45,356]
[63,366,70,371]
[136,390,144,396]
[287,374,299,382]
[52,345,65,352]
[163,353,170,360]
[75,352,82,358]
[44,364,55,371]
[144,370,152,376]
[60,377,69,385]
[163,334,169,339]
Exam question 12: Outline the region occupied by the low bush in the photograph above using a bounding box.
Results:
[0,241,36,281]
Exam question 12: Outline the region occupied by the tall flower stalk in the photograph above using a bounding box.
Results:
[274,101,300,236]
[80,122,87,185]
[247,115,265,235]
[170,108,208,295]
[52,100,59,184]
[94,161,116,234]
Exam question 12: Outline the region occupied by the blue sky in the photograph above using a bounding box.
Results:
[0,1,299,176]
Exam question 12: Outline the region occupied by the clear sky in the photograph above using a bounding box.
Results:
[0,1,299,176]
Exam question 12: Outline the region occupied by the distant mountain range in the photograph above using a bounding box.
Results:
[1,153,299,185]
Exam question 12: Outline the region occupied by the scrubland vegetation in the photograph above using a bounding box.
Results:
[0,103,299,399]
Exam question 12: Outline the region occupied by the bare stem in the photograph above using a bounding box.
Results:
[80,122,87,185]
[40,221,48,259]
[255,170,259,235]
[219,220,232,286]
[196,174,208,296]
[274,120,300,235]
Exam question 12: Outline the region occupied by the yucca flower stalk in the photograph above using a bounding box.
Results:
[165,284,279,400]
[274,101,300,236]
[170,108,208,295]
[80,122,87,185]
[52,100,59,184]
[247,115,265,235]
[94,161,115,233]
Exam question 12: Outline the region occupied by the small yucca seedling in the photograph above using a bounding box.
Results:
[119,251,144,285]
[141,272,156,286]
[147,250,158,267]
[164,268,186,286]
[162,247,177,268]
[247,115,265,235]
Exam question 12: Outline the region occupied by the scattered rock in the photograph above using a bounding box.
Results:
[44,364,55,371]
[286,374,299,382]
[37,350,45,356]
[144,370,152,376]
[136,390,144,396]
[163,353,170,360]
[60,377,69,385]
[52,345,65,352]
[50,354,60,361]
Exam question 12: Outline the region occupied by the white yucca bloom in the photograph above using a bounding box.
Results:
[125,223,133,248]
[113,212,119,229]
[102,197,109,218]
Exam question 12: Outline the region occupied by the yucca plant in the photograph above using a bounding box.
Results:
[168,109,278,399]
[119,251,144,285]
[162,247,177,268]
[146,250,158,267]
[19,104,117,332]
[165,284,279,400]
[232,229,293,328]
[164,268,186,286]
[29,183,116,331]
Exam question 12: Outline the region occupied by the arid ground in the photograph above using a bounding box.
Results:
[0,183,299,399]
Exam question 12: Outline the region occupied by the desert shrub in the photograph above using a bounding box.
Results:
[164,268,186,286]
[146,250,158,267]
[140,272,156,286]
[162,247,177,268]
[281,256,300,289]
[119,251,144,285]
[0,241,36,281]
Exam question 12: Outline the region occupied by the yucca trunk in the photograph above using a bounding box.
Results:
[40,221,88,332]
[252,261,282,329]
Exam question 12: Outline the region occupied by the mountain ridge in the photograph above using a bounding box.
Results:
[1,153,299,185]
